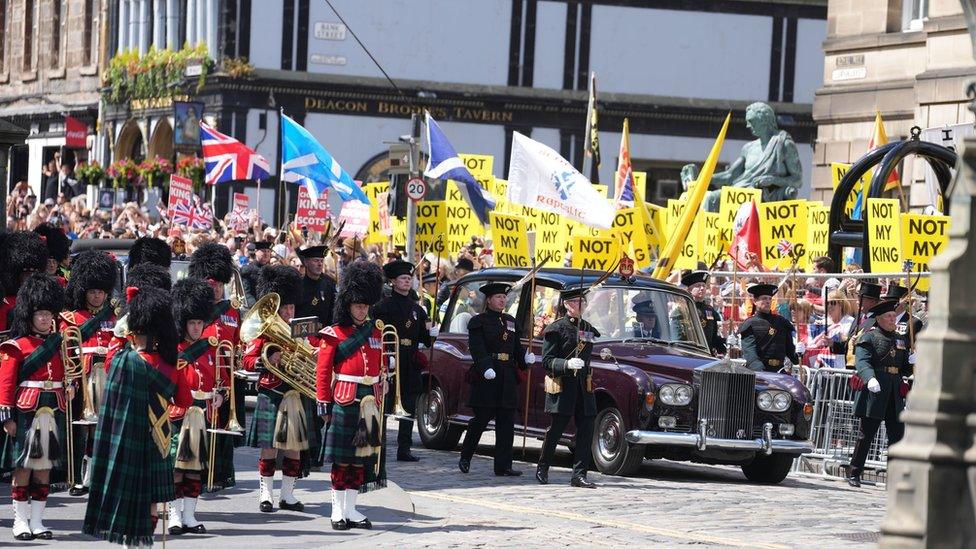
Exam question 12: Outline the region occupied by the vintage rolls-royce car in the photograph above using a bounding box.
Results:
[417,268,814,484]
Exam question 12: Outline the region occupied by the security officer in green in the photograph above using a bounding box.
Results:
[536,287,599,488]
[458,282,532,476]
[372,260,432,462]
[682,270,726,356]
[847,299,911,487]
[738,283,798,372]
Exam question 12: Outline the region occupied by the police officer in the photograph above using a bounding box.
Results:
[738,283,798,372]
[241,241,272,305]
[372,260,432,462]
[457,282,531,476]
[296,245,337,327]
[682,270,726,356]
[536,288,598,488]
[847,299,912,487]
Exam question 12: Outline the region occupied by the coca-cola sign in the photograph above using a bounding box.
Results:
[64,116,88,149]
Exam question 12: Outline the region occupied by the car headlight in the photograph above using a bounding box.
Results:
[757,390,791,412]
[659,384,693,406]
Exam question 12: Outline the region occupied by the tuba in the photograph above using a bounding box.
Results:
[240,293,318,399]
[381,324,410,419]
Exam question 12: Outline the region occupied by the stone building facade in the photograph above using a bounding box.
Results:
[812,0,976,209]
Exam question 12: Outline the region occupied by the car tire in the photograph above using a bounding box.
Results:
[417,386,464,451]
[591,407,644,476]
[741,453,794,484]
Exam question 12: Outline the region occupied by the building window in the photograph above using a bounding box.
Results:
[50,0,64,68]
[23,0,34,71]
[83,0,94,65]
[0,0,7,73]
[903,0,928,31]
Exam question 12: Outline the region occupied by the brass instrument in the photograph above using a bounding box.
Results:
[60,325,88,488]
[381,324,410,419]
[240,293,318,399]
[229,269,248,309]
[208,339,244,435]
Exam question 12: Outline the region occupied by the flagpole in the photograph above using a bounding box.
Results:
[276,108,285,228]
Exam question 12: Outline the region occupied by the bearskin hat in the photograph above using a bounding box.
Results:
[258,265,303,307]
[9,273,65,338]
[126,286,179,366]
[171,278,214,339]
[333,260,383,326]
[125,263,172,293]
[0,231,49,297]
[128,237,173,269]
[33,223,71,263]
[66,250,118,310]
[188,242,234,284]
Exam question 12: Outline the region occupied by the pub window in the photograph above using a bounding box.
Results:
[23,0,34,71]
[0,0,7,73]
[83,0,95,65]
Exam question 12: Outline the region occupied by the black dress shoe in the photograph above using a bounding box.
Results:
[183,524,207,534]
[846,475,861,488]
[331,519,350,531]
[15,532,35,541]
[571,476,597,488]
[69,485,89,496]
[33,531,53,540]
[535,465,549,485]
[279,500,305,512]
[397,452,420,462]
[348,517,372,529]
[168,525,185,535]
[458,458,470,473]
[495,469,523,477]
[259,500,274,512]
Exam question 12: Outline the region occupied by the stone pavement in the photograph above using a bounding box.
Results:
[2,423,885,548]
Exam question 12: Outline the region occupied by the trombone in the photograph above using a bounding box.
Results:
[207,339,243,492]
[380,324,410,420]
[60,325,87,488]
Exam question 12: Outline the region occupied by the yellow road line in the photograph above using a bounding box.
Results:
[411,491,790,549]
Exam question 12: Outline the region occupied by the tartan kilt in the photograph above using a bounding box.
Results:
[246,387,281,449]
[169,401,207,473]
[323,384,387,492]
[0,391,67,472]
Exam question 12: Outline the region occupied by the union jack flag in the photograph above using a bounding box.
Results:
[171,201,213,231]
[200,122,271,185]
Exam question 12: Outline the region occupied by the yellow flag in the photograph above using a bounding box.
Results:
[651,113,731,279]
[869,111,900,192]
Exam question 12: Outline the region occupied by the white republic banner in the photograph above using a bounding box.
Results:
[920,122,974,212]
[506,132,614,229]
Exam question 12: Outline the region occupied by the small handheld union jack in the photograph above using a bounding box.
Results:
[776,239,793,257]
[171,201,213,231]
[902,259,915,272]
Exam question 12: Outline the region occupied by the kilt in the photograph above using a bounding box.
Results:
[0,391,67,471]
[246,387,282,449]
[169,402,207,473]
[323,384,387,492]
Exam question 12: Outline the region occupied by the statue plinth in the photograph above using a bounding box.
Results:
[878,136,976,547]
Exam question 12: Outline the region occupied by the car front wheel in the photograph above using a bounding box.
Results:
[741,453,794,484]
[591,407,644,476]
[417,386,464,450]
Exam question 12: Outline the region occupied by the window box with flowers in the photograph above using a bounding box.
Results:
[74,161,106,187]
[103,44,215,104]
[176,156,205,193]
[138,156,174,189]
[106,158,139,189]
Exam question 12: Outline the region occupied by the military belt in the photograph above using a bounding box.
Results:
[20,380,63,389]
[399,338,413,346]
[883,366,900,374]
[191,390,214,400]
[492,353,510,361]
[766,359,782,366]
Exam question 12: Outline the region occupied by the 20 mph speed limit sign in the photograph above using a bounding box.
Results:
[406,177,427,202]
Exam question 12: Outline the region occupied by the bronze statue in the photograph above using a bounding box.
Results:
[702,102,803,211]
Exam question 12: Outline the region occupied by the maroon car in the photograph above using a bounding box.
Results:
[417,268,814,484]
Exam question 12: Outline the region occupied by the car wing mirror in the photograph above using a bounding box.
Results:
[599,347,619,368]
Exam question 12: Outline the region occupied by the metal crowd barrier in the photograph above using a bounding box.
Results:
[789,367,889,482]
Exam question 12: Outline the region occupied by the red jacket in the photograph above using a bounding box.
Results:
[316,324,382,405]
[59,308,116,374]
[140,350,193,409]
[203,307,241,347]
[241,335,284,390]
[0,335,67,412]
[168,339,220,420]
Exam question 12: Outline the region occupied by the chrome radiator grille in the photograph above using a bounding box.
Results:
[695,362,756,440]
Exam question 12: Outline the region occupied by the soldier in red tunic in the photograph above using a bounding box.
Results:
[0,274,68,541]
[32,224,70,287]
[316,260,386,531]
[0,232,49,333]
[102,264,173,372]
[243,265,310,513]
[59,250,118,497]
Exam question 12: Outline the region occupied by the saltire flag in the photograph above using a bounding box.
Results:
[613,118,635,208]
[200,122,271,185]
[868,111,900,192]
[424,112,496,225]
[583,71,601,180]
[171,201,213,231]
[280,112,370,205]
[730,200,763,270]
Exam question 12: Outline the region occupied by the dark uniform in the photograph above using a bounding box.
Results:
[844,281,882,368]
[240,242,272,305]
[537,287,598,488]
[458,283,527,476]
[738,284,798,372]
[296,245,337,327]
[682,271,726,356]
[847,300,911,487]
[372,260,431,461]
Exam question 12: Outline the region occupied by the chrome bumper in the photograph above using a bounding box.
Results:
[624,421,813,456]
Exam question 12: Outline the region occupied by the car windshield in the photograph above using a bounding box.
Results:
[580,286,709,350]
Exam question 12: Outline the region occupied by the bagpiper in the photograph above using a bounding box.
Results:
[372,260,432,462]
[243,265,311,513]
[0,274,67,541]
[681,270,726,356]
[103,263,173,371]
[738,283,799,372]
[0,232,49,331]
[846,299,911,487]
[167,278,219,535]
[83,286,192,546]
[316,260,386,530]
[457,282,528,477]
[536,287,595,488]
[188,243,240,491]
[33,223,70,285]
[59,250,117,497]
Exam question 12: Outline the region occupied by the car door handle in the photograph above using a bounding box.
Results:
[434,341,470,361]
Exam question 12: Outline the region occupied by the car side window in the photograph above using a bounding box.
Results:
[526,285,560,338]
[445,280,485,334]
